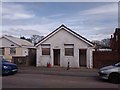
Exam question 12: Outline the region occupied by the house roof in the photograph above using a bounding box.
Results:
[0,35,34,47]
[115,28,120,34]
[36,24,94,47]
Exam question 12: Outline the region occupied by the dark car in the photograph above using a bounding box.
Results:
[1,58,18,75]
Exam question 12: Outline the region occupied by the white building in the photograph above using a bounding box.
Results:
[36,25,94,68]
[0,35,35,62]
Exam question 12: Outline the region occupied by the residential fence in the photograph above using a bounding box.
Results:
[93,51,120,68]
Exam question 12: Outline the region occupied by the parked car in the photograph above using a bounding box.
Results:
[0,58,18,75]
[98,62,120,84]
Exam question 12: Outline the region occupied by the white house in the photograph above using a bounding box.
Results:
[36,25,94,68]
[0,35,35,63]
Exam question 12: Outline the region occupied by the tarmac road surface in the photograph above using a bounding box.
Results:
[2,67,120,89]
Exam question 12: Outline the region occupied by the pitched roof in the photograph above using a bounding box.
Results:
[36,24,94,47]
[1,35,34,47]
[115,28,120,34]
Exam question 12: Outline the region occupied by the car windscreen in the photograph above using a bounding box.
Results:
[114,62,120,67]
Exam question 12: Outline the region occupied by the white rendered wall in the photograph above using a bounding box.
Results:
[37,29,93,68]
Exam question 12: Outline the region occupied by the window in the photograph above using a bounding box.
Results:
[0,48,4,55]
[64,44,74,56]
[11,44,14,46]
[65,48,74,56]
[10,48,16,54]
[42,44,50,55]
[42,48,50,55]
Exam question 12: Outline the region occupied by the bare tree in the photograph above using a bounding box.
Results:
[31,35,44,45]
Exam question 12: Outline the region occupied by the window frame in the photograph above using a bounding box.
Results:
[10,48,16,55]
[41,44,50,55]
[64,44,74,56]
[0,48,4,55]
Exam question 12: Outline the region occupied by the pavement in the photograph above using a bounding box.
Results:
[18,66,98,77]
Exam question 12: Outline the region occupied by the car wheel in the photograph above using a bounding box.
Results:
[109,73,120,84]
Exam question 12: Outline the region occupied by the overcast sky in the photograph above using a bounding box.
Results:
[1,2,118,41]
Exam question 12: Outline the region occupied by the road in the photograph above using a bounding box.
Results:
[2,67,120,89]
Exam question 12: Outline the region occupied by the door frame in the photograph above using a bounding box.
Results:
[53,49,60,66]
[79,49,87,67]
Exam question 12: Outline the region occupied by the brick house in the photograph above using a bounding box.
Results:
[93,28,120,68]
[110,28,120,53]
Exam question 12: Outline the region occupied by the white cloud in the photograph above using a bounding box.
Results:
[80,3,118,15]
[47,14,64,18]
[2,22,61,37]
[3,13,35,20]
[87,34,111,41]
[2,3,35,20]
[1,2,118,41]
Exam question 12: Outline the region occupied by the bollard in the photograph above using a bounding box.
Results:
[67,62,70,70]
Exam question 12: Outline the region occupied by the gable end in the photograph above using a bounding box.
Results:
[36,24,94,47]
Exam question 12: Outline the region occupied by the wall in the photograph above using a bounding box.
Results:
[93,51,120,68]
[12,56,27,66]
[4,48,12,61]
[16,48,22,55]
[22,48,29,56]
[3,47,27,60]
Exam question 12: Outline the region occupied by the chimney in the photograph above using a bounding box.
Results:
[111,35,113,39]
